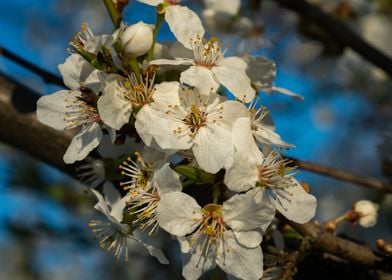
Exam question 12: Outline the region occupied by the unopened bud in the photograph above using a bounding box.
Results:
[300,181,311,193]
[376,239,392,256]
[324,220,337,233]
[352,200,379,228]
[120,22,153,57]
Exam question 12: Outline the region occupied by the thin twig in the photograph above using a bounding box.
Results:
[103,0,122,29]
[0,47,64,86]
[287,220,388,268]
[0,72,391,272]
[289,157,392,194]
[274,0,392,78]
[0,50,389,194]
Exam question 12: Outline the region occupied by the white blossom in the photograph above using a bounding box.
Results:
[243,55,304,101]
[157,191,275,279]
[137,0,205,49]
[151,36,256,102]
[353,200,379,228]
[224,120,316,223]
[89,183,169,264]
[36,54,112,164]
[136,86,248,173]
[70,23,114,55]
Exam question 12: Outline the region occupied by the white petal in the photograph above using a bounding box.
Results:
[192,124,233,174]
[154,163,182,194]
[149,58,193,66]
[181,235,216,280]
[275,180,317,223]
[136,105,192,150]
[204,0,240,16]
[222,193,274,232]
[103,182,126,222]
[63,122,102,164]
[224,159,259,192]
[243,55,276,90]
[169,41,194,59]
[248,188,276,232]
[216,231,263,280]
[213,57,255,103]
[135,105,160,147]
[59,54,100,91]
[268,86,304,101]
[232,118,263,162]
[153,81,182,105]
[233,231,262,249]
[91,188,110,216]
[165,5,205,49]
[137,0,161,5]
[221,101,250,127]
[131,235,170,264]
[180,66,219,95]
[97,83,132,130]
[36,90,73,130]
[253,125,294,148]
[156,192,202,236]
[359,214,378,228]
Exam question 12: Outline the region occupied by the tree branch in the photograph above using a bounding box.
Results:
[0,47,64,87]
[274,0,392,78]
[289,157,392,194]
[0,71,75,176]
[0,71,391,272]
[288,220,391,269]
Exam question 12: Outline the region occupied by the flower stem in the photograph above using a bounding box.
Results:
[147,7,165,61]
[129,57,142,82]
[102,0,122,29]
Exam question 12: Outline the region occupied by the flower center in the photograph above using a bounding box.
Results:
[183,104,208,133]
[189,204,227,255]
[192,36,223,68]
[257,151,295,189]
[64,90,100,129]
[123,73,155,109]
[128,187,160,236]
[119,152,153,190]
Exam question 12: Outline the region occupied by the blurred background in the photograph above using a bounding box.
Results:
[0,0,391,279]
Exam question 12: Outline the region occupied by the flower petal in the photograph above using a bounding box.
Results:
[180,66,219,95]
[165,5,205,49]
[98,78,133,130]
[137,0,161,5]
[36,90,73,130]
[59,54,100,91]
[63,122,102,164]
[222,193,274,232]
[154,163,182,194]
[149,58,193,66]
[233,231,262,249]
[213,57,255,103]
[130,235,170,264]
[243,54,276,90]
[181,234,216,280]
[156,192,202,236]
[192,124,233,173]
[268,86,304,101]
[275,180,317,223]
[216,230,263,280]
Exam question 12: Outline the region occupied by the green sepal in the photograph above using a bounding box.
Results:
[174,165,215,184]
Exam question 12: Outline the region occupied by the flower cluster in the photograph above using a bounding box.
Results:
[36,1,317,279]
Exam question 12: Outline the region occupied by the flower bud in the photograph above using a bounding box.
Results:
[353,200,379,228]
[120,22,153,57]
[324,220,337,233]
